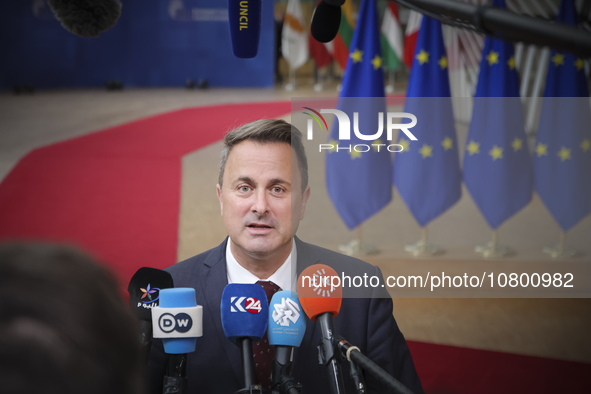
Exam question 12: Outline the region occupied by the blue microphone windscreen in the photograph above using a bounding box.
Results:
[221,283,268,343]
[160,288,197,308]
[268,291,306,347]
[228,0,261,58]
[159,288,198,354]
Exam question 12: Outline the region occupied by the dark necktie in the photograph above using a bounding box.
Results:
[253,280,281,391]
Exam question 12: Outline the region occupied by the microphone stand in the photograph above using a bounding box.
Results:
[348,358,366,394]
[163,354,188,394]
[139,319,153,364]
[393,0,591,57]
[334,335,414,394]
[235,338,264,394]
[271,347,302,394]
[316,314,345,394]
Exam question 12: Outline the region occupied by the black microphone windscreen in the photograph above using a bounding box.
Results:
[47,0,122,38]
[128,267,174,322]
[311,2,342,44]
[323,0,346,6]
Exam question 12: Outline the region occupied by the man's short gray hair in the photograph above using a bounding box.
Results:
[218,119,308,193]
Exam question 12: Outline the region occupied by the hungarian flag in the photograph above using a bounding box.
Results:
[380,2,403,71]
[403,10,422,69]
[282,0,308,70]
[332,0,356,70]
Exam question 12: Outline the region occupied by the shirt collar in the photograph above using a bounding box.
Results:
[225,238,297,292]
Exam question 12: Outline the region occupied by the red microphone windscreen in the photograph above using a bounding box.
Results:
[297,264,342,321]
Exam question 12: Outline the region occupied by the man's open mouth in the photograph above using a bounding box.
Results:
[247,224,272,229]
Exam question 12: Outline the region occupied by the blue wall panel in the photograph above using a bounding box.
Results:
[0,0,275,88]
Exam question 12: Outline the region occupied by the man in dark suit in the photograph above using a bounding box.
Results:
[147,119,423,393]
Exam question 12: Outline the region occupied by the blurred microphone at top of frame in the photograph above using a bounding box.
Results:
[228,0,262,58]
[47,0,122,38]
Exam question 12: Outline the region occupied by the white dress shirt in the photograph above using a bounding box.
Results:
[225,238,297,291]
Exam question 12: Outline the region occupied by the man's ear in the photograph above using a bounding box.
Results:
[299,186,311,220]
[216,184,223,216]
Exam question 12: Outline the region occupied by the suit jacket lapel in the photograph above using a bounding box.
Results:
[294,236,320,276]
[198,238,243,384]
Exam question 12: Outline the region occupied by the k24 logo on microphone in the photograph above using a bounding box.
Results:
[230,296,262,314]
[272,297,301,327]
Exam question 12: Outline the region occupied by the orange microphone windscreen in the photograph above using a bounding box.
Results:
[297,264,342,321]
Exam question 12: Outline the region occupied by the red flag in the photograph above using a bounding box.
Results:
[403,10,422,69]
[309,31,333,68]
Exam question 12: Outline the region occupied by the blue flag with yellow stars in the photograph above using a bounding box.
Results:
[325,0,392,230]
[534,0,591,232]
[462,0,532,230]
[392,16,461,227]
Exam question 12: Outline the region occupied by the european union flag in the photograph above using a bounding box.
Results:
[392,16,461,227]
[325,0,392,230]
[534,0,591,231]
[463,0,532,230]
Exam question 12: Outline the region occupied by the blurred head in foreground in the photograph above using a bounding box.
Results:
[0,242,142,394]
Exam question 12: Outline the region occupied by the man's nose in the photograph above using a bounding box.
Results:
[251,189,269,214]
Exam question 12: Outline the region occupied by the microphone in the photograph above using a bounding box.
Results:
[152,288,203,394]
[228,0,262,58]
[298,266,414,394]
[268,291,306,394]
[127,267,174,363]
[333,335,414,394]
[221,283,269,393]
[298,264,345,394]
[47,0,122,38]
[311,1,343,43]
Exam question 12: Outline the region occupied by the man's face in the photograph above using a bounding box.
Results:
[217,140,310,262]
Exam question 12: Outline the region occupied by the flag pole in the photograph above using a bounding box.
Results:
[475,229,515,258]
[491,229,497,251]
[385,70,395,94]
[404,226,444,256]
[313,65,325,92]
[421,226,427,252]
[542,230,578,258]
[338,225,379,256]
[285,66,296,91]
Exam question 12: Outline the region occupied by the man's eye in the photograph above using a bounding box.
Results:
[239,186,250,192]
[272,187,284,193]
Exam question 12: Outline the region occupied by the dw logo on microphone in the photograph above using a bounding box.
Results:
[158,312,193,333]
